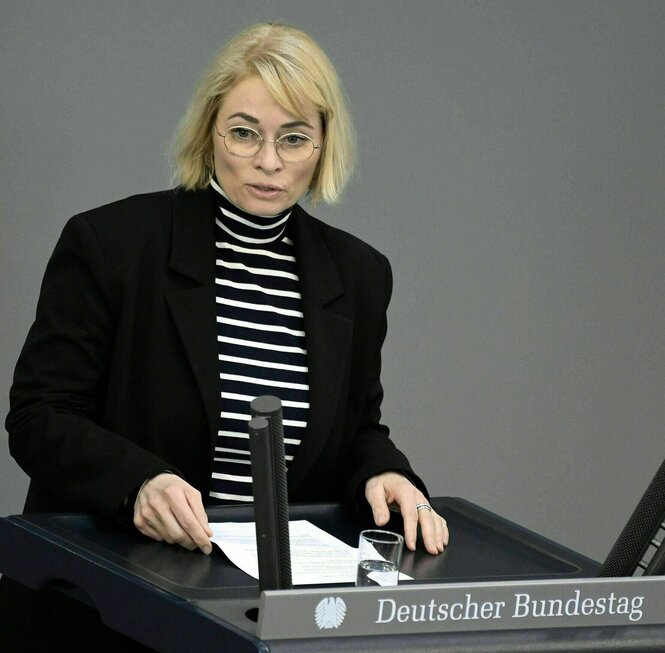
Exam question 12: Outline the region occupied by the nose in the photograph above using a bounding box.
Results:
[253,139,283,172]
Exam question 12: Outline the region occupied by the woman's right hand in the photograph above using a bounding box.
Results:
[133,473,213,554]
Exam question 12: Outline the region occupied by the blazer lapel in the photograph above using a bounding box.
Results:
[165,188,220,448]
[286,207,353,493]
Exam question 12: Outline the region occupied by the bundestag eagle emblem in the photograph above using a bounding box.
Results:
[314,596,347,629]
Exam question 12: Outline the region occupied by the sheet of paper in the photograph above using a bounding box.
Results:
[209,520,412,585]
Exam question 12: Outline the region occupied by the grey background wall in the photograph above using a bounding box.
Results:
[1,1,663,563]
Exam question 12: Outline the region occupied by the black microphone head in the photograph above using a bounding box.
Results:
[248,416,269,436]
[250,395,282,418]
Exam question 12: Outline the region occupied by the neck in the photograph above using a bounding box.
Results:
[209,178,292,246]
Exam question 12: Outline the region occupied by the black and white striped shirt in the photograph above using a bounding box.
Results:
[209,179,309,503]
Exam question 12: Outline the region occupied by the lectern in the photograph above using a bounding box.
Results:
[1,497,664,652]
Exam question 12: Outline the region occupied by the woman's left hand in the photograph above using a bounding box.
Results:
[364,471,449,555]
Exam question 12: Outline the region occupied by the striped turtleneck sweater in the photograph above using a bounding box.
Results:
[209,178,309,504]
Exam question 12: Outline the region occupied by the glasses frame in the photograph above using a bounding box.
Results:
[216,125,321,163]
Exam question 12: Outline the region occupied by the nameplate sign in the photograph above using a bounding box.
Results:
[257,576,665,640]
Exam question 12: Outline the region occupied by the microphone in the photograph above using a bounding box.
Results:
[248,395,292,591]
[599,458,665,576]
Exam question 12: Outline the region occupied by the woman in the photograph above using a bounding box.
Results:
[2,22,447,647]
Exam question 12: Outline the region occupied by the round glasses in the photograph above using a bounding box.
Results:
[216,125,321,163]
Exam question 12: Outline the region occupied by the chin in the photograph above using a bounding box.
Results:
[244,196,290,216]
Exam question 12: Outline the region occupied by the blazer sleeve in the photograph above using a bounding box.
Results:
[5,214,179,519]
[339,252,429,509]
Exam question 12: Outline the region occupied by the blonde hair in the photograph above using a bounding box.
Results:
[172,23,355,205]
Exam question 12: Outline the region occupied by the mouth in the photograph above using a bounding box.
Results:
[246,183,285,201]
[248,183,284,192]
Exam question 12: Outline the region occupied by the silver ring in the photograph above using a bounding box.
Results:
[416,503,432,512]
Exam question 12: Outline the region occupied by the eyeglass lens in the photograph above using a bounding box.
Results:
[224,126,315,162]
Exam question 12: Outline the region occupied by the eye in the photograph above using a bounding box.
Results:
[228,126,259,141]
[280,133,309,148]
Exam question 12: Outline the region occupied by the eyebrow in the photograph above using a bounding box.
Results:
[226,112,314,130]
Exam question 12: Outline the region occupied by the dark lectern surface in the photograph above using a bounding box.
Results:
[1,497,662,652]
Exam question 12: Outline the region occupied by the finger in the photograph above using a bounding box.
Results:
[401,502,419,551]
[189,492,213,538]
[428,511,449,552]
[365,480,390,527]
[165,488,212,554]
[439,514,450,548]
[420,508,450,554]
[136,508,196,549]
[418,508,440,555]
[175,492,212,554]
[152,505,199,550]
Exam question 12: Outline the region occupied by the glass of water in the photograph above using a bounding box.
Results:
[356,529,404,587]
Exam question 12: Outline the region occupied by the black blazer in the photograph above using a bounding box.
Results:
[6,188,425,520]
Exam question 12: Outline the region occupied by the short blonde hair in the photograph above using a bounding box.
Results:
[172,23,355,205]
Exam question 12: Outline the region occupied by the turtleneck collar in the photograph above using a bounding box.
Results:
[209,177,292,246]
